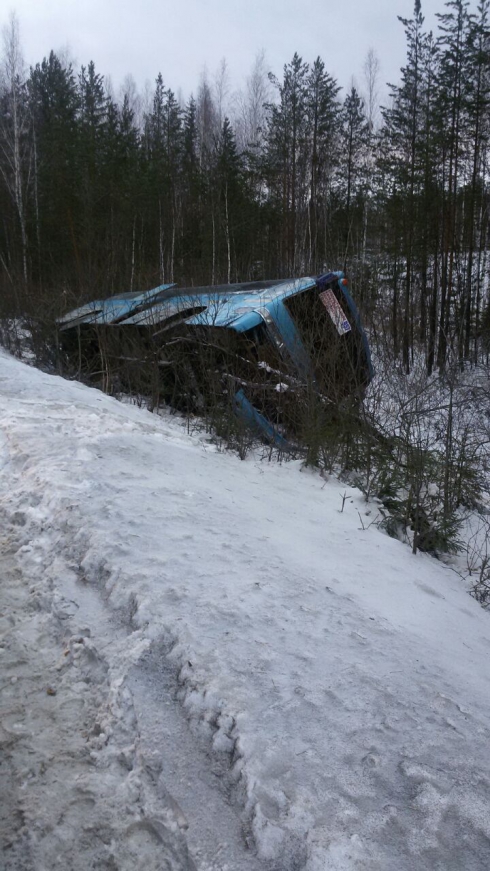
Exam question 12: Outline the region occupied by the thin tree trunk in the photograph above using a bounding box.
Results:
[130,216,136,291]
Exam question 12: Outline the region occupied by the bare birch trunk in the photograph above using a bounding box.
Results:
[0,14,30,286]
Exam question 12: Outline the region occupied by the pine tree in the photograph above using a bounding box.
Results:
[162,88,182,282]
[419,30,439,372]
[339,86,368,273]
[435,0,470,369]
[78,60,107,287]
[305,58,340,272]
[266,53,309,274]
[181,96,203,281]
[28,51,79,286]
[142,74,172,283]
[382,1,428,371]
[215,116,244,282]
[461,0,490,361]
[99,93,140,290]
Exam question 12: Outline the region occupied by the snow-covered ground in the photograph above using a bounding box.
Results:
[1,348,490,870]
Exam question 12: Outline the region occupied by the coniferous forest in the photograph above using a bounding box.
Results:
[1,0,490,374]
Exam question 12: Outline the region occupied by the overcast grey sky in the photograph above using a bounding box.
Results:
[5,1,478,103]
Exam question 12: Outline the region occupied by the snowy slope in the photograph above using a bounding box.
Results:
[1,349,490,871]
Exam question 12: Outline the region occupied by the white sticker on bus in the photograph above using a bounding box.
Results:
[319,289,352,336]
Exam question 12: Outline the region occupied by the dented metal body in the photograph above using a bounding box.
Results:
[58,273,373,446]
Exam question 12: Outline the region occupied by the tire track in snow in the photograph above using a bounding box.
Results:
[128,647,275,871]
[0,519,196,871]
[57,550,277,871]
[0,510,274,871]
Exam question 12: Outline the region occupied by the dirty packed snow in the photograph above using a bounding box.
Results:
[1,348,490,871]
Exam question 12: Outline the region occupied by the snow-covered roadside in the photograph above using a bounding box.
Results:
[0,514,195,871]
[1,349,490,870]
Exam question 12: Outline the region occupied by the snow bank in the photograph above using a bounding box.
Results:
[1,349,490,870]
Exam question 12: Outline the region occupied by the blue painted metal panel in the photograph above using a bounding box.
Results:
[90,284,177,325]
[233,389,290,450]
[229,310,264,332]
[58,284,176,329]
[252,298,311,376]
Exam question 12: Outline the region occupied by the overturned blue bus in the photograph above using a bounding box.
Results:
[58,272,373,447]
